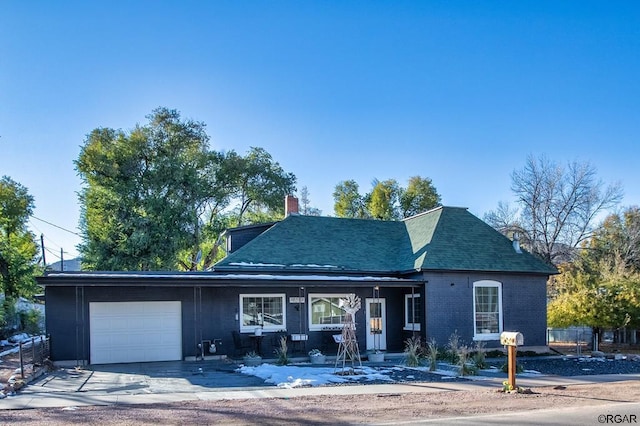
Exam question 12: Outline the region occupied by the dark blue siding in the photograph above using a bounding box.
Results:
[44,272,547,363]
[423,272,547,349]
[45,284,411,363]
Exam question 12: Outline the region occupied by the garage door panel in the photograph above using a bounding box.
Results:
[90,301,182,364]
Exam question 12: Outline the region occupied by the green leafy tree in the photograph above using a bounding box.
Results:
[333,180,369,219]
[77,108,218,270]
[548,207,640,336]
[399,176,441,217]
[0,177,40,304]
[368,179,401,220]
[225,147,297,226]
[77,108,296,271]
[548,261,640,331]
[334,176,441,220]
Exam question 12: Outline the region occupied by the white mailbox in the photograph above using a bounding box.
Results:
[500,331,524,347]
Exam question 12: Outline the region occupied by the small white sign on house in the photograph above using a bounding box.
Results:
[289,297,305,304]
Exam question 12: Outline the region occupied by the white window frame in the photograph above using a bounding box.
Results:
[239,293,286,333]
[473,280,503,340]
[403,294,421,331]
[308,293,351,331]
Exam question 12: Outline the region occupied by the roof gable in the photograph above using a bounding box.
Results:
[401,207,557,274]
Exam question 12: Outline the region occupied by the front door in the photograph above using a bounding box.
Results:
[365,298,386,351]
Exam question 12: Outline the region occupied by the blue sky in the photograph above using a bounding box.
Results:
[2,1,639,261]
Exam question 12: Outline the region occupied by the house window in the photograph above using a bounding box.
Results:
[309,294,350,330]
[239,294,286,333]
[404,294,421,331]
[473,280,502,340]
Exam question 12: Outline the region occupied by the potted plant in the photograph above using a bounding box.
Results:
[368,349,385,362]
[243,351,262,367]
[308,348,326,364]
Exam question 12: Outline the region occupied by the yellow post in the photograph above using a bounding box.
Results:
[507,345,517,390]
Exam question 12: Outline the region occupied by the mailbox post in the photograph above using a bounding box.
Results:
[500,332,523,391]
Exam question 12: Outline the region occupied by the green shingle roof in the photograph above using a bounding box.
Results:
[214,206,557,275]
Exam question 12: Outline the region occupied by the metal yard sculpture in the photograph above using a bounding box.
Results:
[334,294,363,374]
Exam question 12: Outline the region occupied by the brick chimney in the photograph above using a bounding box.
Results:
[285,195,299,216]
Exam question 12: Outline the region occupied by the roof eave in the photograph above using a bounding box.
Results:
[416,267,558,276]
[37,272,423,288]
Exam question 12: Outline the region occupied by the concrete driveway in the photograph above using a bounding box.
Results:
[24,359,268,396]
[5,358,640,411]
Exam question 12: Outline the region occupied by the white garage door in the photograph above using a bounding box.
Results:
[90,301,182,364]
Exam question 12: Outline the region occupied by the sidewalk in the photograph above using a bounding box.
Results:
[3,363,639,410]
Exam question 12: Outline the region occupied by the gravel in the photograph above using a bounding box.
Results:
[512,356,640,376]
[327,356,640,387]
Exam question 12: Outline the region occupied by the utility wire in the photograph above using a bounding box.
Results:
[29,220,63,250]
[31,215,81,236]
[44,247,62,260]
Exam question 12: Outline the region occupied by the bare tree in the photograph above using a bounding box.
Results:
[588,206,640,273]
[483,201,522,236]
[486,155,623,265]
[299,186,322,216]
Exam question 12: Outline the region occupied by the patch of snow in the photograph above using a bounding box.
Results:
[290,264,340,269]
[236,364,393,388]
[520,370,544,377]
[229,262,286,267]
[9,333,31,343]
[0,347,19,357]
[578,357,606,363]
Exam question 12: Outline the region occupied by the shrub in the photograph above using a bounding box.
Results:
[445,330,461,364]
[426,338,438,371]
[456,345,477,376]
[404,336,423,367]
[274,336,289,365]
[0,300,17,339]
[472,341,489,370]
[20,308,42,335]
[0,303,6,335]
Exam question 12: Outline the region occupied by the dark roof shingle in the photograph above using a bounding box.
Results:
[214,207,557,275]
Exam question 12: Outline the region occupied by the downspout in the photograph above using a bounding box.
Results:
[193,286,202,358]
[75,285,85,366]
[411,285,416,335]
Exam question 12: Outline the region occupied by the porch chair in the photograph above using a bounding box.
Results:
[231,330,252,357]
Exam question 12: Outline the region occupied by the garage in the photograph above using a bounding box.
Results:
[89,301,182,364]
